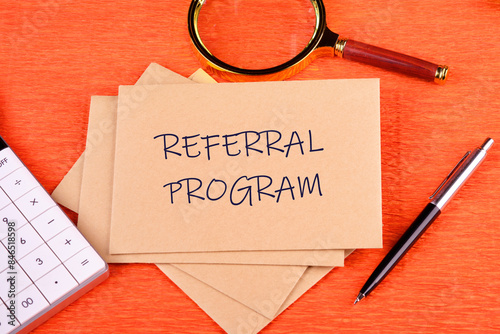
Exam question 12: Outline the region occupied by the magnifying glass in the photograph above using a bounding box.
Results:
[188,0,449,84]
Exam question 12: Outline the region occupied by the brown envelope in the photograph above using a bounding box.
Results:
[110,79,382,253]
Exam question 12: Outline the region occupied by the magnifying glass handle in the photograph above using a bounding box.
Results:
[336,38,448,84]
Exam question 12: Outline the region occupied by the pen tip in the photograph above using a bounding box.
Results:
[354,293,365,305]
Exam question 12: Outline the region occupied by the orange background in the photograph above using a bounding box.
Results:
[1,0,500,333]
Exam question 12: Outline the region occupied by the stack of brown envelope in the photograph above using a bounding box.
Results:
[51,63,381,333]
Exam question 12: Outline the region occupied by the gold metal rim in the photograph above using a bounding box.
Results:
[187,0,329,80]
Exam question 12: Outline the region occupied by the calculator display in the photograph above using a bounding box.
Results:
[0,136,109,334]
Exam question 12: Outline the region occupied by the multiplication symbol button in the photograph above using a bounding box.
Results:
[15,187,56,221]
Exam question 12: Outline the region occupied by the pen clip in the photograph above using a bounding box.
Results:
[429,151,471,200]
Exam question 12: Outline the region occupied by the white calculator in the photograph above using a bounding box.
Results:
[0,136,109,333]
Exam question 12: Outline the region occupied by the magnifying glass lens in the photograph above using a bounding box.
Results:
[197,0,316,70]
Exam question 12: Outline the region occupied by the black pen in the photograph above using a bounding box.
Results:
[354,137,494,305]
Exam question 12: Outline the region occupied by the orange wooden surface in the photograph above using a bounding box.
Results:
[1,0,500,333]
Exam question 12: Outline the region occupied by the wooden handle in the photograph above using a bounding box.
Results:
[341,39,448,84]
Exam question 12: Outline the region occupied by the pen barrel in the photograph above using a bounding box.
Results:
[360,203,441,297]
[340,39,448,84]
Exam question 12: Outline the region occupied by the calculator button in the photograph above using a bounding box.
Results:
[0,149,23,181]
[0,303,19,334]
[0,167,39,202]
[35,264,78,304]
[0,204,29,239]
[30,207,74,242]
[2,223,44,260]
[15,187,55,221]
[0,267,32,302]
[64,247,106,284]
[18,244,60,282]
[48,226,90,262]
[8,284,49,324]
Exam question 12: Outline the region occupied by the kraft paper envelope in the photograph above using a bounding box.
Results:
[110,80,382,253]
[66,64,345,266]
